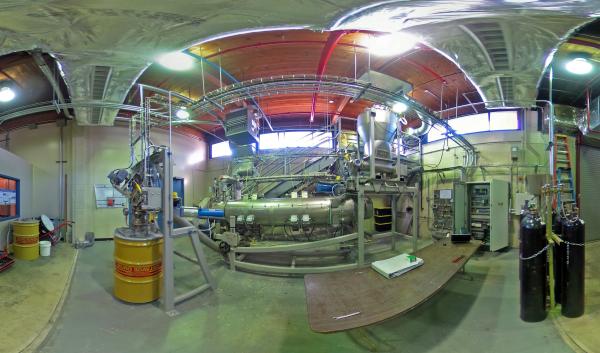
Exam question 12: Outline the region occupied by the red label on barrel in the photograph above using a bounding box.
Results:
[115,261,162,277]
[15,235,39,245]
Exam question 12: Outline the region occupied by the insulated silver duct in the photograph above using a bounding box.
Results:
[407,112,431,137]
[220,196,357,227]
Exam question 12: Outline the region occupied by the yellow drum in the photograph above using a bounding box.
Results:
[113,231,163,303]
[12,220,40,260]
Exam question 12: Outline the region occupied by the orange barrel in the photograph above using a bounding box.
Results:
[113,229,163,303]
[12,220,40,260]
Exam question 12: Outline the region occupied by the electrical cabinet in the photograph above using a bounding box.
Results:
[431,189,453,239]
[453,180,510,251]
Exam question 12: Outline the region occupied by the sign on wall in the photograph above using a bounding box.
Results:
[94,184,127,209]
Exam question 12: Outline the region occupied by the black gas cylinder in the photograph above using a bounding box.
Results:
[520,210,547,322]
[553,214,564,304]
[561,216,585,318]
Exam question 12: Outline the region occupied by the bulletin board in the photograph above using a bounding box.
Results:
[94,184,127,209]
[0,175,18,219]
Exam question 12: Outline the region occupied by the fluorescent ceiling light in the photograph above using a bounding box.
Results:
[157,52,194,71]
[175,108,190,120]
[565,58,593,75]
[392,102,408,114]
[0,87,15,102]
[363,32,418,57]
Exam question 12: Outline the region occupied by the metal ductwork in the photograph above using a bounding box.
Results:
[407,112,431,137]
[226,106,260,177]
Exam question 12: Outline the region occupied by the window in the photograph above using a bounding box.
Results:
[426,110,520,143]
[489,110,519,131]
[448,113,489,134]
[0,175,19,220]
[211,141,232,158]
[283,131,313,148]
[259,131,333,150]
[427,124,448,143]
[259,133,280,150]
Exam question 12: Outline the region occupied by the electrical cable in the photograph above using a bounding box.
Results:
[425,136,448,169]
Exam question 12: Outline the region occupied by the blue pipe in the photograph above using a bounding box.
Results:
[198,208,225,218]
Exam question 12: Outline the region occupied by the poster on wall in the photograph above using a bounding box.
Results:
[0,176,18,218]
[94,184,127,209]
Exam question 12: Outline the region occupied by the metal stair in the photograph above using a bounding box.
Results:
[239,133,337,197]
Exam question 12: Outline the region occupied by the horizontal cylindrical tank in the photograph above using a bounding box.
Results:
[220,196,356,226]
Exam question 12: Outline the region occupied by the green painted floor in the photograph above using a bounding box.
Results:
[38,240,572,353]
[0,244,76,353]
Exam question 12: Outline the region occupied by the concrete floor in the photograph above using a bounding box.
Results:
[37,239,573,353]
[0,244,76,353]
[555,241,600,352]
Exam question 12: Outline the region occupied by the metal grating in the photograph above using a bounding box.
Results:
[89,65,112,124]
[465,22,513,103]
[499,76,514,102]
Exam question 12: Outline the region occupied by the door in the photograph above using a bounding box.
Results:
[580,145,600,241]
[489,179,509,251]
[453,182,468,233]
[173,177,185,205]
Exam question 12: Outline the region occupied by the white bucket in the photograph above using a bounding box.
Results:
[39,241,51,257]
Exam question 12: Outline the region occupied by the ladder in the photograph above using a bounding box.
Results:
[553,134,576,209]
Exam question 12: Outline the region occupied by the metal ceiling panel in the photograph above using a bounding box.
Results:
[0,1,595,126]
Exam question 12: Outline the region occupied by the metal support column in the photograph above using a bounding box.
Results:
[357,183,365,266]
[369,111,376,179]
[412,182,420,252]
[391,194,398,251]
[162,148,215,316]
[162,148,176,315]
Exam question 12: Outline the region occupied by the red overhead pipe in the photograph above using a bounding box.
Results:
[311,31,347,122]
[567,38,600,50]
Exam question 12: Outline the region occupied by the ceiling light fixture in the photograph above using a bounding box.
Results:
[391,102,408,114]
[175,108,190,120]
[0,87,15,102]
[157,52,194,71]
[363,32,419,57]
[565,57,593,75]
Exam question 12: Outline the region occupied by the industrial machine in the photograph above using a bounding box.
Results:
[108,85,215,314]
[179,106,425,275]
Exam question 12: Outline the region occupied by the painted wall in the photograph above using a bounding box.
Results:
[0,148,33,250]
[418,110,573,247]
[6,122,208,241]
[7,124,71,219]
[70,124,208,239]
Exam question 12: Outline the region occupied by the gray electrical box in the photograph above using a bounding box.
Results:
[511,145,520,161]
[141,187,162,210]
[453,180,510,251]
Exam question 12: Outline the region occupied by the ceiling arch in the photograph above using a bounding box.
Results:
[0,1,595,128]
